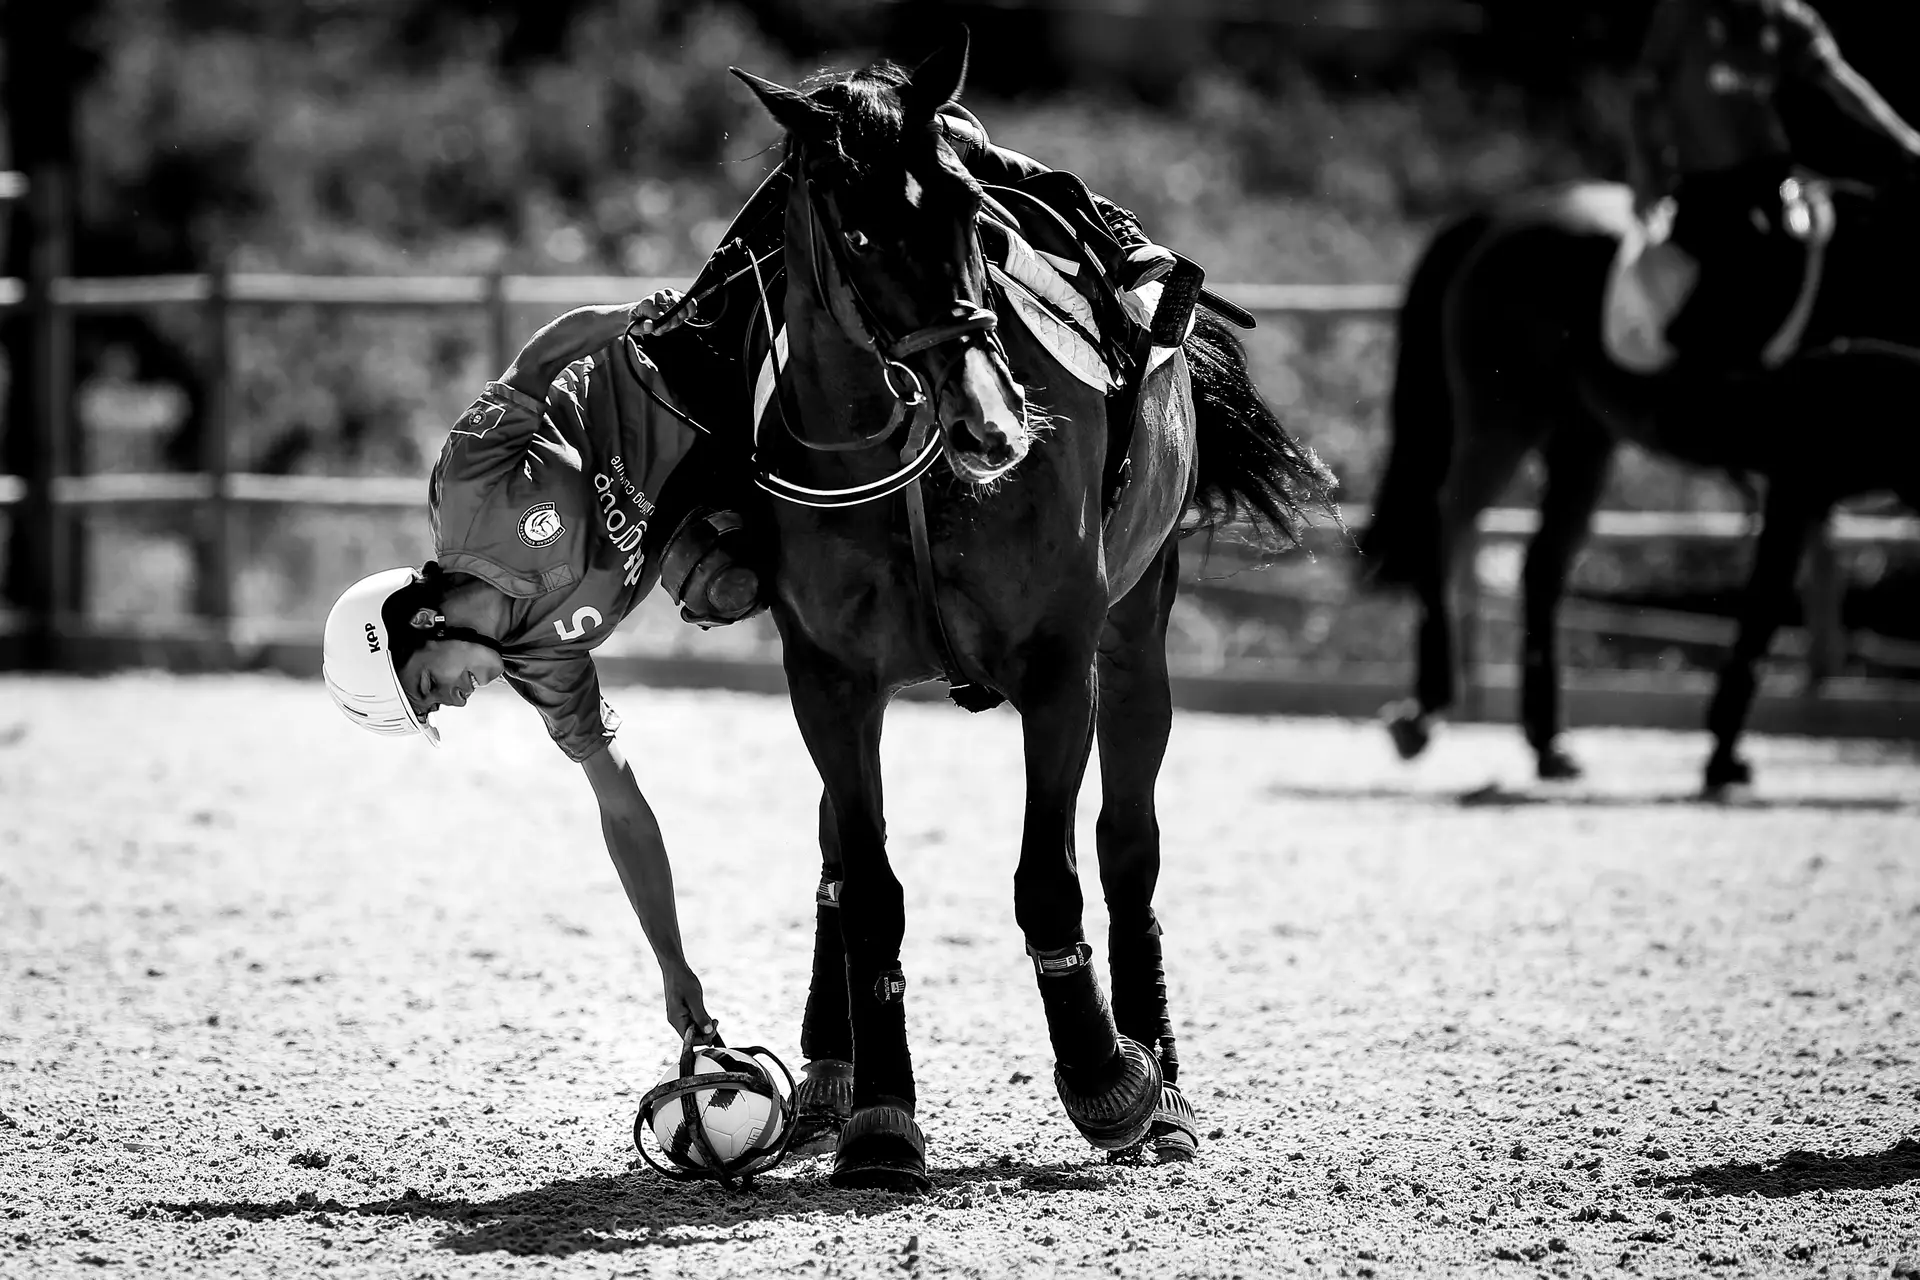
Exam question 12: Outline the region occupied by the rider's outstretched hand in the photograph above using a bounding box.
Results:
[506,302,660,398]
[662,962,716,1043]
[504,293,689,401]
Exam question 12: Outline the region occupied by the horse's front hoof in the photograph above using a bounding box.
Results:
[1108,1083,1200,1164]
[1149,1084,1200,1162]
[830,1103,930,1194]
[1536,744,1583,781]
[1057,1037,1162,1152]
[1382,699,1433,761]
[1702,751,1753,796]
[789,1059,853,1156]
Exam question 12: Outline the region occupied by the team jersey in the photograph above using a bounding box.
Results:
[429,336,697,761]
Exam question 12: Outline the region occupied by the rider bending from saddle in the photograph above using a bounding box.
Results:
[1628,0,1920,367]
[320,102,1175,1048]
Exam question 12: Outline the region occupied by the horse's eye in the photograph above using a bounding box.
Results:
[846,229,874,253]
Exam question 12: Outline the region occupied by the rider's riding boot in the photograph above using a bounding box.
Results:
[661,508,766,628]
[1094,198,1177,292]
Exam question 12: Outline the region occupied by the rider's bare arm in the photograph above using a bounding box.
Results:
[1791,12,1920,167]
[501,292,685,399]
[581,739,715,1038]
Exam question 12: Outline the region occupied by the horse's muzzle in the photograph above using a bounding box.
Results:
[941,346,1028,484]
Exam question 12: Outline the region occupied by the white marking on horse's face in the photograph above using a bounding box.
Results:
[941,345,1029,486]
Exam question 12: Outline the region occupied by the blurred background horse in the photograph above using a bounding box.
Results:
[1361,175,1920,793]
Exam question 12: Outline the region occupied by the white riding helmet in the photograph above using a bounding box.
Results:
[322,566,440,746]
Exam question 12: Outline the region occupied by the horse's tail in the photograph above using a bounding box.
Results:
[1185,308,1337,552]
[1355,209,1492,589]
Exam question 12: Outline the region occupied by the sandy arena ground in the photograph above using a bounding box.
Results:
[1,674,1917,1280]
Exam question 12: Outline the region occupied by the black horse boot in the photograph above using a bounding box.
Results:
[1029,941,1161,1151]
[791,878,854,1153]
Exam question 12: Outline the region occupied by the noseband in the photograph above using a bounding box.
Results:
[750,160,1002,509]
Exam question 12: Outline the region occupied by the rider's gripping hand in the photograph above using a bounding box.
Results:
[662,961,715,1043]
[630,287,690,340]
[504,294,687,401]
[506,301,668,399]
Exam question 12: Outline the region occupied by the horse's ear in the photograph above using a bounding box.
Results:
[731,67,830,139]
[903,27,969,120]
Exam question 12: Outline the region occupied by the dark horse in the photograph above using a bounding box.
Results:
[1361,178,1920,794]
[730,41,1330,1189]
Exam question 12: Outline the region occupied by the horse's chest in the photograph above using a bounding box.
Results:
[775,488,1092,668]
[776,521,914,643]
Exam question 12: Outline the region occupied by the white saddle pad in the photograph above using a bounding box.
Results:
[1602,200,1698,374]
[1601,182,1835,375]
[990,224,1195,391]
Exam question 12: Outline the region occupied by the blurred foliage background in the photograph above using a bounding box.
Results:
[3,0,1916,675]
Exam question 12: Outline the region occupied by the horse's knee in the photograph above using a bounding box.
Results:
[1102,891,1160,939]
[1094,826,1160,916]
[838,876,906,952]
[1013,868,1086,952]
[1095,800,1159,845]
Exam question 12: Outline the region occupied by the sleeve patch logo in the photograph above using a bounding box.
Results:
[518,502,565,548]
[453,398,508,438]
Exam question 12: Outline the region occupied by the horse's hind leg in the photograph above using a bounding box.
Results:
[1521,422,1613,780]
[1387,422,1533,758]
[780,639,927,1192]
[1094,536,1199,1162]
[1703,487,1824,795]
[1013,630,1162,1155]
[791,790,854,1152]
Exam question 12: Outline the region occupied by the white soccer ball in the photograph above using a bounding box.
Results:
[648,1048,787,1168]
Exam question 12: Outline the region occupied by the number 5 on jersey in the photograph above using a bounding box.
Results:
[554,606,603,642]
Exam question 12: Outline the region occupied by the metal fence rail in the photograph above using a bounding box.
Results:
[0,272,1407,316]
[5,469,1917,545]
[1,253,1915,726]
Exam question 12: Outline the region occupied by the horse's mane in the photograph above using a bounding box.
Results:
[787,64,910,179]
[787,64,980,208]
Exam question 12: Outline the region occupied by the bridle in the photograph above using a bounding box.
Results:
[748,146,1007,706]
[748,156,1004,509]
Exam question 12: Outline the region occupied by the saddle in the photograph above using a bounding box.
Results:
[976,175,1206,509]
[978,181,1130,390]
[1603,176,1835,375]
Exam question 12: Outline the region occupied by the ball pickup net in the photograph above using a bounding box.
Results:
[632,1027,799,1189]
